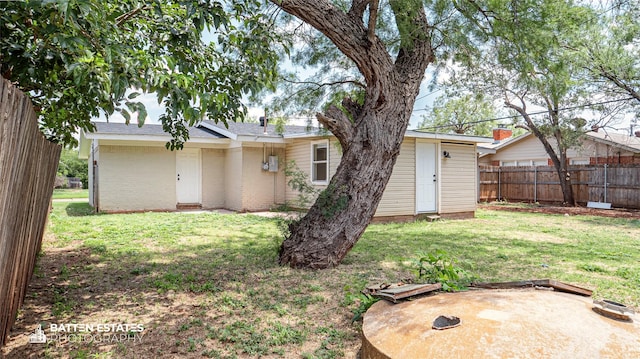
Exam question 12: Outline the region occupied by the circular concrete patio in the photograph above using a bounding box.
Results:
[362,289,639,358]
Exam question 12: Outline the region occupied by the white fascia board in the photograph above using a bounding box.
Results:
[285,130,494,144]
[282,132,329,139]
[406,131,494,143]
[236,135,287,144]
[83,132,231,145]
[78,130,92,159]
[199,121,237,140]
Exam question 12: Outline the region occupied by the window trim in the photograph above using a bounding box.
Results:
[310,140,329,185]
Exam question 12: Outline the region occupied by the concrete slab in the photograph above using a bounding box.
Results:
[362,289,640,359]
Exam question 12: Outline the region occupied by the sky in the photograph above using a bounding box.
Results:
[95,73,440,130]
[95,23,635,137]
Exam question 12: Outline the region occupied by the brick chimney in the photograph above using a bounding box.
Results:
[493,126,512,142]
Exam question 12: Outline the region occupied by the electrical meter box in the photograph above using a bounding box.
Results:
[268,156,279,172]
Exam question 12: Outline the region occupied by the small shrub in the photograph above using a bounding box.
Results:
[412,249,473,292]
[343,285,379,322]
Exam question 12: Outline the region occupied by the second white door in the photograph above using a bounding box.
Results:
[416,142,437,213]
[176,148,201,204]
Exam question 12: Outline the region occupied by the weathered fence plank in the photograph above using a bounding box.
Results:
[0,79,61,347]
[479,164,640,209]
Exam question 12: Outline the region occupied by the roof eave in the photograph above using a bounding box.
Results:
[84,132,231,144]
[199,121,237,140]
[585,133,640,154]
[407,131,494,143]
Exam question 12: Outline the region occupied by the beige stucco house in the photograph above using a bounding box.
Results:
[79,121,492,220]
[478,128,640,166]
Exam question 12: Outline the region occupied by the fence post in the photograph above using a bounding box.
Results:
[534,166,538,203]
[498,167,501,201]
[604,164,608,203]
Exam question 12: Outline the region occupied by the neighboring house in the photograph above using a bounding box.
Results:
[79,121,492,220]
[478,128,640,166]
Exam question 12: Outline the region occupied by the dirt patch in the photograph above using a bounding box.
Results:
[1,241,363,358]
[480,203,640,219]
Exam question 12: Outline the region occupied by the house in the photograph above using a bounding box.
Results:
[79,120,492,220]
[478,127,640,166]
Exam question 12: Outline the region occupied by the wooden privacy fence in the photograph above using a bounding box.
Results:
[0,79,61,347]
[479,164,640,209]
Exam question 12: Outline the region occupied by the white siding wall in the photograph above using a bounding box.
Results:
[440,143,477,213]
[284,138,341,206]
[483,136,638,166]
[490,135,550,165]
[286,137,417,217]
[98,145,176,211]
[201,149,226,208]
[375,139,415,216]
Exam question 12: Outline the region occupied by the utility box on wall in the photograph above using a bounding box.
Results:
[268,155,279,172]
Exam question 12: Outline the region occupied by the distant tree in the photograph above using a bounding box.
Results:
[572,0,640,104]
[453,0,617,205]
[418,93,500,136]
[57,148,88,188]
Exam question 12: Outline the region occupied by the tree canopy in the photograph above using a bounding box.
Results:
[418,92,501,136]
[447,0,638,204]
[1,0,281,148]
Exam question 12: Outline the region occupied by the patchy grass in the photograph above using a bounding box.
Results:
[52,188,89,199]
[3,202,639,358]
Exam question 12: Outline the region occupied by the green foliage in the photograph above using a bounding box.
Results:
[283,160,319,209]
[0,0,282,147]
[419,92,501,136]
[316,184,349,219]
[343,290,379,323]
[412,249,472,292]
[57,147,88,188]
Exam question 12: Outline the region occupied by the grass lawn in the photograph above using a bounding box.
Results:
[52,188,89,199]
[3,203,639,358]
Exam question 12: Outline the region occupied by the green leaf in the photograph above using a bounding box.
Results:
[137,107,147,127]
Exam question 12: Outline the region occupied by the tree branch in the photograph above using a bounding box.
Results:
[348,0,370,19]
[316,105,355,150]
[116,5,152,27]
[272,0,392,85]
[282,78,366,89]
[367,0,378,44]
[504,97,562,171]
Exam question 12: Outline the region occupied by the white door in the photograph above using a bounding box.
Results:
[176,148,201,203]
[416,142,437,213]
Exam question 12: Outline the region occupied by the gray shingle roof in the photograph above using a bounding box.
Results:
[201,120,312,137]
[92,122,226,138]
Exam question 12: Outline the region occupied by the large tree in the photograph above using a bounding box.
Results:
[451,0,621,205]
[271,1,436,268]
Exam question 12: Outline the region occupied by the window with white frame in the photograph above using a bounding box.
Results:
[311,141,329,184]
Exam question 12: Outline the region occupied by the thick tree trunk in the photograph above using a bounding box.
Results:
[273,0,433,269]
[279,106,409,269]
[550,149,576,206]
